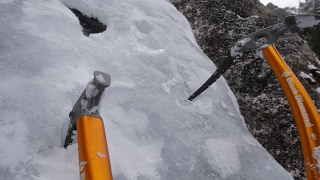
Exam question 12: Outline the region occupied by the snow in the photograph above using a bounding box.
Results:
[255,49,265,59]
[97,152,107,158]
[311,133,317,141]
[0,0,293,179]
[96,74,106,83]
[230,37,251,57]
[87,106,99,115]
[300,71,316,82]
[308,64,318,70]
[85,81,99,98]
[313,146,320,173]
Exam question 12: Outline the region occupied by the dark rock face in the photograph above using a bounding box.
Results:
[266,3,290,22]
[170,0,320,179]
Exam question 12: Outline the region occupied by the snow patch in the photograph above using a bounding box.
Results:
[97,152,107,158]
[81,99,88,110]
[300,71,316,82]
[231,38,251,57]
[255,49,265,59]
[311,133,317,141]
[85,81,99,98]
[88,106,99,115]
[313,146,320,173]
[96,74,106,83]
[308,64,318,70]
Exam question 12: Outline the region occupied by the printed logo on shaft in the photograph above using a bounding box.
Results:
[282,72,291,77]
[283,72,314,127]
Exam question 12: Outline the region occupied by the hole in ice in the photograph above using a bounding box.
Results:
[68,8,107,36]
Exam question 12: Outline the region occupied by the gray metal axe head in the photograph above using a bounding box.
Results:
[187,14,320,101]
[231,14,320,57]
[64,71,111,148]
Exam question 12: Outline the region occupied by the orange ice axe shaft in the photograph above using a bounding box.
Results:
[188,14,320,179]
[64,71,113,180]
[263,46,320,179]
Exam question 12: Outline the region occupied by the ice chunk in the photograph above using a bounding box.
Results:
[97,152,107,158]
[86,81,99,98]
[96,74,106,83]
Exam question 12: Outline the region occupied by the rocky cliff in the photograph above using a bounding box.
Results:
[170,0,320,179]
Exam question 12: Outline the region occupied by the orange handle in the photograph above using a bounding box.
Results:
[263,46,320,180]
[77,115,113,180]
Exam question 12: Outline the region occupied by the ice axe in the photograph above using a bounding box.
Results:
[64,71,113,180]
[188,15,320,101]
[188,14,320,180]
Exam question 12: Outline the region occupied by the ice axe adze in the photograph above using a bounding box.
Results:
[189,14,320,180]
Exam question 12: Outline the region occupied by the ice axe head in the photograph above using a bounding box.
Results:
[188,14,320,101]
[231,14,320,57]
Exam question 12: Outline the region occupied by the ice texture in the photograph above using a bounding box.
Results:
[0,0,293,179]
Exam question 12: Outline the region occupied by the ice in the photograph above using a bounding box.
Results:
[96,74,106,83]
[0,0,293,179]
[81,99,88,110]
[85,81,99,98]
[87,106,98,115]
[220,101,227,109]
[311,133,317,141]
[204,139,240,178]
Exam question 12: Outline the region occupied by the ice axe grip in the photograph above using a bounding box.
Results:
[263,46,320,180]
[63,71,113,180]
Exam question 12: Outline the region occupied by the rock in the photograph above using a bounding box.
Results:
[170,0,320,179]
[265,3,290,21]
